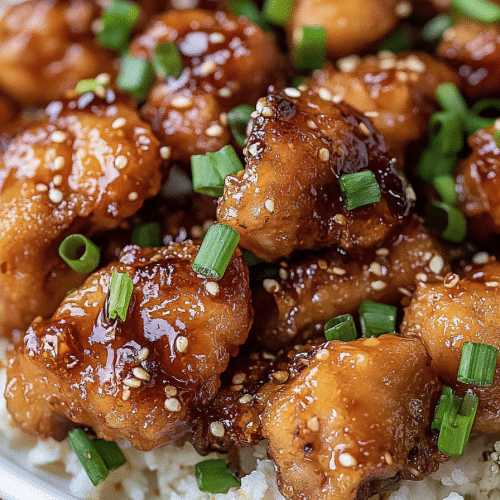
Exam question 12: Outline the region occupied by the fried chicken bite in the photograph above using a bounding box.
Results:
[6,242,253,451]
[0,89,163,337]
[251,215,449,352]
[262,335,443,500]
[217,87,412,262]
[0,94,18,131]
[308,52,460,159]
[130,9,288,164]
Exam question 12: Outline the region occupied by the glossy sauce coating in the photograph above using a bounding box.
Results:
[308,52,460,160]
[0,90,163,336]
[131,9,288,164]
[0,0,116,106]
[6,242,253,450]
[217,87,412,261]
[263,335,443,500]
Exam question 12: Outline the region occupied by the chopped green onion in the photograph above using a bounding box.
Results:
[92,439,127,471]
[464,112,495,135]
[195,459,241,494]
[457,342,499,386]
[429,111,464,155]
[422,15,454,45]
[471,98,500,117]
[229,0,268,29]
[453,0,500,24]
[431,385,455,431]
[75,79,106,96]
[294,26,327,71]
[153,42,183,79]
[358,301,397,338]
[417,142,458,183]
[339,171,381,210]
[117,54,155,100]
[227,105,253,147]
[263,0,294,25]
[107,271,134,321]
[378,29,411,53]
[67,429,110,486]
[494,130,500,148]
[242,249,266,267]
[435,83,469,117]
[208,146,243,180]
[59,234,100,274]
[438,389,478,457]
[434,174,458,206]
[463,98,499,134]
[425,201,467,243]
[324,314,357,342]
[192,223,240,280]
[97,0,140,53]
[131,222,162,247]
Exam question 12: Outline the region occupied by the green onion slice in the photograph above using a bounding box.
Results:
[431,385,456,431]
[457,341,499,386]
[227,105,253,147]
[453,0,500,24]
[117,53,155,100]
[263,0,294,25]
[97,0,140,53]
[229,0,268,29]
[107,271,134,321]
[67,429,110,486]
[378,29,411,53]
[425,201,467,243]
[339,170,381,210]
[417,142,458,183]
[153,42,183,79]
[358,300,397,338]
[494,130,500,148]
[92,439,127,471]
[422,15,454,45]
[435,83,469,117]
[195,459,241,493]
[242,249,267,267]
[131,222,162,247]
[434,174,458,206]
[192,223,240,280]
[75,79,106,96]
[59,234,100,274]
[429,111,464,155]
[294,26,327,71]
[324,314,357,342]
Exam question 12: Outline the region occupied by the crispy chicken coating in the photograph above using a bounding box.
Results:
[308,52,460,159]
[217,87,412,262]
[5,242,253,451]
[437,19,500,99]
[262,335,443,500]
[131,9,288,164]
[0,0,117,106]
[401,260,500,434]
[251,216,450,351]
[0,89,163,337]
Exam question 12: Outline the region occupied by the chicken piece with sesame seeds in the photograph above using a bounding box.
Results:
[0,89,164,337]
[130,9,288,165]
[5,241,253,451]
[217,86,412,262]
[250,215,450,352]
[308,52,460,160]
[262,334,444,500]
[401,260,500,434]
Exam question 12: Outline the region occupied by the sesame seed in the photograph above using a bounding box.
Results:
[205,124,224,137]
[405,55,425,73]
[339,452,358,468]
[52,174,63,186]
[95,73,110,85]
[122,388,131,401]
[272,370,289,383]
[115,155,128,170]
[262,106,274,117]
[331,267,346,275]
[51,131,68,143]
[398,287,413,297]
[209,422,225,437]
[371,280,387,291]
[247,143,259,156]
[218,87,232,98]
[160,146,172,160]
[379,58,396,70]
[112,117,127,129]
[256,99,265,112]
[205,281,219,296]
[307,416,320,432]
[364,111,379,118]
[137,348,149,361]
[306,120,317,130]
[319,148,330,162]
[369,262,382,276]
[250,111,259,119]
[49,188,63,204]
[219,112,227,125]
[36,183,48,192]
[318,87,332,101]
[416,273,427,282]
[165,385,178,397]
[171,96,193,108]
[263,278,280,293]
[406,186,417,202]
[385,452,393,465]
[265,199,275,213]
[128,191,139,201]
[133,366,150,381]
[486,281,499,287]
[279,268,288,280]
[359,122,370,137]
[124,377,141,388]
[334,214,347,225]
[284,87,301,98]
[375,247,389,256]
[239,394,252,404]
[209,32,225,44]
[395,1,412,17]
[473,252,489,265]
[396,71,408,82]
[429,255,444,275]
[175,336,189,353]
[444,272,460,288]
[53,156,65,170]
[337,55,360,73]
[164,398,181,412]
[199,60,217,76]
[316,349,329,360]
[232,373,246,385]
[318,259,328,270]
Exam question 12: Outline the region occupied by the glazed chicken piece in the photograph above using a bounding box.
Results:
[287,0,414,59]
[217,87,412,262]
[0,89,163,337]
[130,9,288,164]
[251,215,450,352]
[437,19,500,99]
[455,124,500,243]
[263,335,443,500]
[6,242,253,451]
[308,52,460,159]
[401,260,500,434]
[0,95,17,131]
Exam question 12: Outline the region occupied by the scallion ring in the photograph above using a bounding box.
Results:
[97,0,140,53]
[59,234,100,274]
[457,341,499,387]
[324,314,357,342]
[294,26,327,71]
[195,459,241,494]
[153,42,183,79]
[358,300,397,338]
[107,271,134,322]
[117,53,155,100]
[339,170,381,210]
[131,221,162,248]
[227,105,253,147]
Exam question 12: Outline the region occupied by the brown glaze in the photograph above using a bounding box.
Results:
[263,335,443,500]
[308,52,460,160]
[437,19,500,99]
[0,0,117,106]
[0,89,164,337]
[251,216,450,352]
[217,87,412,262]
[6,242,253,450]
[0,95,18,132]
[401,260,500,434]
[131,9,288,164]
